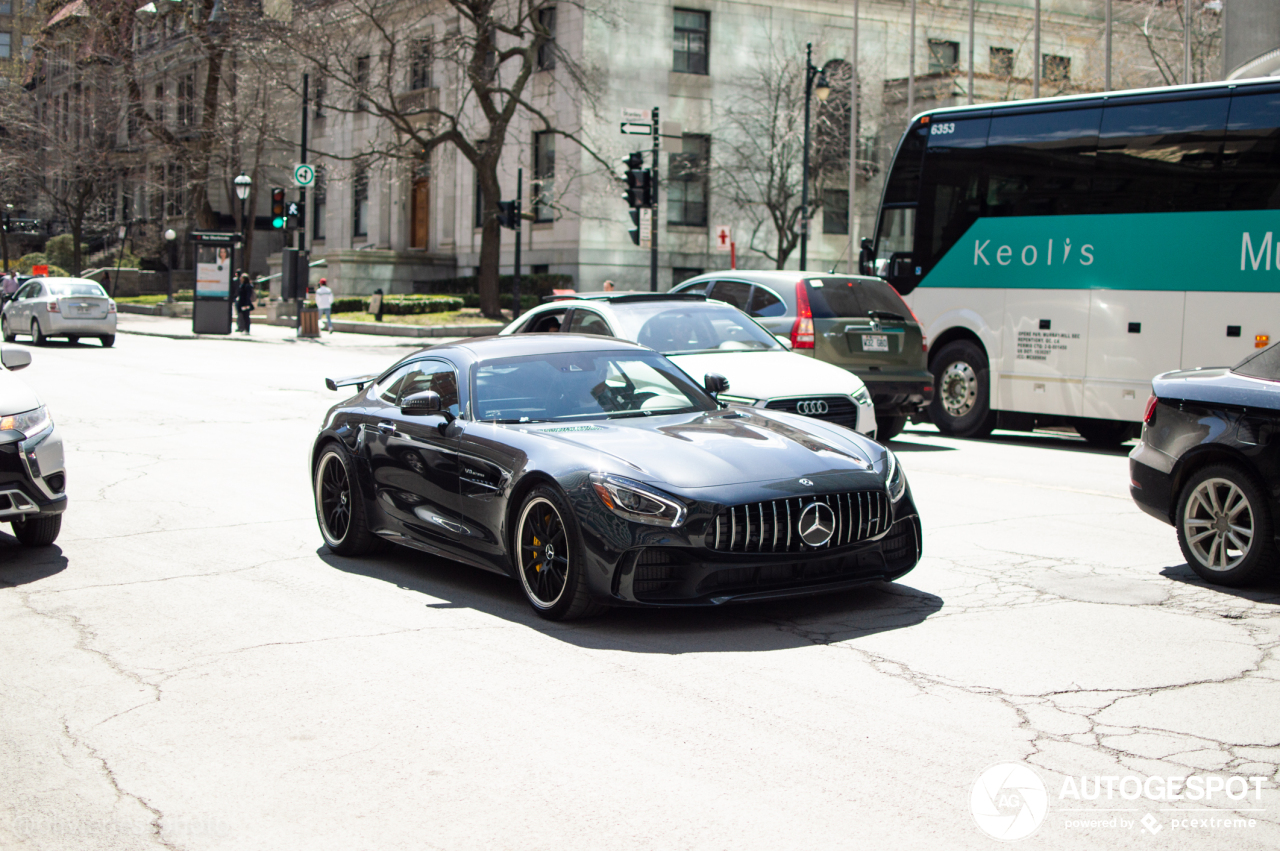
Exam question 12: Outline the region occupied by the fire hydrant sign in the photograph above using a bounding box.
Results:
[713,226,732,252]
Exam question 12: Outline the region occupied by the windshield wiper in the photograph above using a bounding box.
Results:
[868,310,906,322]
[607,406,697,419]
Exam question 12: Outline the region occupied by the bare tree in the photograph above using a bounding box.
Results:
[264,0,610,316]
[1132,0,1222,85]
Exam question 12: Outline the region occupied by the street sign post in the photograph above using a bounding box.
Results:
[712,226,732,252]
[620,122,652,135]
[292,163,315,188]
[639,208,653,249]
[621,107,647,123]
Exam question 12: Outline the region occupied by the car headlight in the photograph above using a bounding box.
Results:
[851,386,872,407]
[0,406,51,437]
[590,473,687,527]
[882,448,907,502]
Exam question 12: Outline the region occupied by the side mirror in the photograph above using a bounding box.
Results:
[2,348,31,371]
[401,390,443,416]
[703,373,730,398]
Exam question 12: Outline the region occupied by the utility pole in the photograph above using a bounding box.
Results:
[908,0,916,116]
[968,0,975,104]
[1033,0,1041,98]
[847,0,860,273]
[513,167,523,319]
[650,106,659,292]
[1184,0,1192,83]
[297,73,309,329]
[1105,0,1113,90]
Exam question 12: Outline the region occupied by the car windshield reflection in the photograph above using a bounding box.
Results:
[611,304,781,354]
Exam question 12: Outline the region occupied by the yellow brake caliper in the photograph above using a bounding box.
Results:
[532,535,541,572]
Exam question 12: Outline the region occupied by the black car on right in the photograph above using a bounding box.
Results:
[1130,344,1280,586]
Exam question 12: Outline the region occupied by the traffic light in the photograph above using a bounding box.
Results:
[622,152,651,208]
[271,187,286,229]
[286,201,303,229]
[628,209,641,246]
[497,200,521,230]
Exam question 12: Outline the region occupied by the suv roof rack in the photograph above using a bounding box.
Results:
[541,292,709,304]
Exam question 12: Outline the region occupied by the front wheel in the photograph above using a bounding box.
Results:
[13,515,61,546]
[929,341,996,439]
[313,445,379,556]
[514,486,604,620]
[100,335,115,348]
[30,320,45,346]
[1176,464,1276,586]
[877,415,907,442]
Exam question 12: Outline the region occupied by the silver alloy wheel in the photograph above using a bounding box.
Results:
[517,496,569,609]
[1182,477,1254,571]
[939,360,978,418]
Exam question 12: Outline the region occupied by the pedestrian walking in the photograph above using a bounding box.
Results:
[315,278,334,332]
[235,273,256,333]
[1,270,17,303]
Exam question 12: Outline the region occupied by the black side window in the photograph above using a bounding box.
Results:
[398,361,462,415]
[1232,344,1280,381]
[674,279,710,295]
[523,308,566,333]
[376,365,414,404]
[986,107,1101,218]
[708,280,752,310]
[747,286,786,317]
[1223,89,1280,211]
[567,310,612,336]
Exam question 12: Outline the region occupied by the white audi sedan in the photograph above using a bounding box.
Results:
[2,277,117,347]
[500,293,878,438]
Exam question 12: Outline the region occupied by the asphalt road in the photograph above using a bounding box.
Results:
[1,331,1277,850]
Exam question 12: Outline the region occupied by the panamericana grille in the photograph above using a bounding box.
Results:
[765,396,858,427]
[709,491,890,554]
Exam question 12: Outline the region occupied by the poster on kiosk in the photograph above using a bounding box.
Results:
[191,232,238,334]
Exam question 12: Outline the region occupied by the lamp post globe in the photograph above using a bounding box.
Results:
[163,229,177,304]
[233,172,252,201]
[164,228,176,241]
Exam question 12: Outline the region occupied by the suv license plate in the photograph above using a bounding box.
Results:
[862,334,889,352]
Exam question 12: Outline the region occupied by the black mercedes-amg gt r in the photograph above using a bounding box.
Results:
[311,334,922,620]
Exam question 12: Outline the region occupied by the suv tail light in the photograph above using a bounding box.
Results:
[1143,395,1159,425]
[790,281,814,349]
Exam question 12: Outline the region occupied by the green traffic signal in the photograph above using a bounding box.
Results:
[272,217,286,229]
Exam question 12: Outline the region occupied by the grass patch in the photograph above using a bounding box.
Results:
[333,309,505,327]
[115,290,194,304]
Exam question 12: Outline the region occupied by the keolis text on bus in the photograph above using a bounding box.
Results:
[973,239,1095,267]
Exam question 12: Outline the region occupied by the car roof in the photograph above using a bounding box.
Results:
[28,277,105,286]
[430,332,651,360]
[543,292,708,304]
[682,270,885,286]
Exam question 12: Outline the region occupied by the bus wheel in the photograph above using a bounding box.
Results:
[1073,418,1133,448]
[929,341,996,439]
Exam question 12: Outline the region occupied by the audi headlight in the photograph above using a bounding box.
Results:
[0,406,51,438]
[882,448,907,502]
[851,386,872,407]
[590,473,687,527]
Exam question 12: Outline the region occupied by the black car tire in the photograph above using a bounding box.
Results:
[68,336,79,345]
[514,485,604,621]
[1175,463,1276,587]
[929,341,996,438]
[1,315,15,343]
[30,320,45,346]
[314,444,380,556]
[13,515,61,546]
[1073,418,1132,448]
[878,415,907,442]
[100,335,115,348]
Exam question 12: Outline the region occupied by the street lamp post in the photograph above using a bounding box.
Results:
[799,42,831,272]
[164,228,177,305]
[233,172,252,275]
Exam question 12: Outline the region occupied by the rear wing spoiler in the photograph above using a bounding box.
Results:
[325,373,378,392]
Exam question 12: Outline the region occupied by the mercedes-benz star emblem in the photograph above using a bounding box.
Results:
[799,478,814,486]
[797,501,836,547]
[796,399,830,416]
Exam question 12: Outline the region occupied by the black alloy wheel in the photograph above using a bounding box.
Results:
[929,340,996,439]
[1175,463,1276,587]
[515,486,603,621]
[314,445,378,556]
[2,315,15,343]
[13,515,61,546]
[30,320,45,346]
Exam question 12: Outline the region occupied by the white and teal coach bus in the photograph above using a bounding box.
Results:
[862,79,1280,446]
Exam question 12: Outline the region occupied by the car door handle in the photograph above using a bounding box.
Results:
[377,421,396,434]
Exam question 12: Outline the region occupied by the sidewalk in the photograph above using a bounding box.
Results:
[116,313,478,348]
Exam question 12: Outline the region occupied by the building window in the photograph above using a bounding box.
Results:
[0,33,10,60]
[672,267,702,287]
[0,1,11,15]
[312,166,326,240]
[990,47,1013,77]
[353,165,369,237]
[21,35,32,61]
[928,40,959,74]
[409,39,431,90]
[668,133,708,227]
[536,6,556,71]
[1043,54,1070,84]
[672,9,708,75]
[177,74,195,127]
[531,264,549,274]
[823,189,848,234]
[355,55,370,111]
[533,130,555,222]
[154,82,165,126]
[166,163,184,216]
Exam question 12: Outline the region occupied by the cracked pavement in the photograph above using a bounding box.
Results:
[0,334,1277,849]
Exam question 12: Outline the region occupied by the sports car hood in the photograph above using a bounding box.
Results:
[0,368,41,415]
[666,350,864,400]
[527,408,878,489]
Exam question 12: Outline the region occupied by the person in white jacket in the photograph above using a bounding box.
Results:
[315,278,334,332]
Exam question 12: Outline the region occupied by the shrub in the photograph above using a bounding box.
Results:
[44,235,88,271]
[332,295,463,316]
[412,273,572,298]
[15,254,69,276]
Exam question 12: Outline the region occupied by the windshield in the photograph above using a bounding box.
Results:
[1232,343,1280,382]
[474,350,715,423]
[610,303,781,354]
[49,282,107,297]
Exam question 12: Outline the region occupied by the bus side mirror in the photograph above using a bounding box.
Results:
[859,238,876,275]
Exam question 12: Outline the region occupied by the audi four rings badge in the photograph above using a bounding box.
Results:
[798,502,836,547]
[796,400,829,415]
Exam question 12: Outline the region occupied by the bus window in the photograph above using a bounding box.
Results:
[875,206,916,279]
[1095,95,1229,214]
[882,124,928,205]
[1223,89,1280,210]
[985,107,1101,218]
[921,115,990,276]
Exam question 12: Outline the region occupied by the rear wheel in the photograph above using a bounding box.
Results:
[30,320,45,346]
[68,336,79,345]
[877,415,907,442]
[514,486,604,621]
[1073,418,1132,448]
[313,444,379,556]
[13,515,61,546]
[100,335,114,348]
[1176,464,1276,586]
[929,341,996,439]
[1,315,15,343]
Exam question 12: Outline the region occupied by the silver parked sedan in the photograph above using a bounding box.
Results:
[2,277,117,347]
